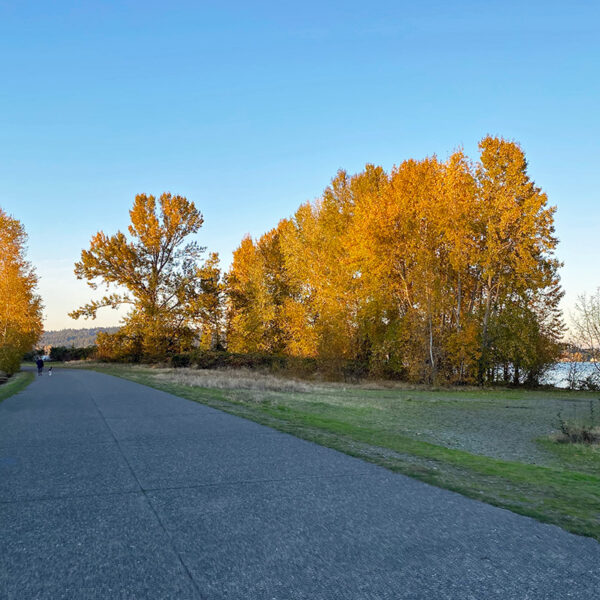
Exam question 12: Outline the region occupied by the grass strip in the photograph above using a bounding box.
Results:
[88,365,600,541]
[0,371,35,403]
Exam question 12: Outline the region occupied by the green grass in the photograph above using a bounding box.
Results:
[0,370,35,403]
[537,437,600,475]
[54,363,600,540]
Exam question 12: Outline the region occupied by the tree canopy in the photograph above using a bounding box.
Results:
[225,137,564,384]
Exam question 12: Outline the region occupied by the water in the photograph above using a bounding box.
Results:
[542,362,599,388]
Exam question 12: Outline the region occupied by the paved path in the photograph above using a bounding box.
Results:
[1,369,598,599]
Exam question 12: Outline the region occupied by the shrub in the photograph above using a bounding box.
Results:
[556,400,600,444]
[164,349,368,381]
[342,359,369,383]
[577,373,600,391]
[49,346,97,362]
[170,353,192,368]
[96,330,143,363]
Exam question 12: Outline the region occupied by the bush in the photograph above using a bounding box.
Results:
[556,401,600,444]
[170,353,192,368]
[49,346,97,362]
[577,373,600,391]
[1,344,26,376]
[93,342,400,383]
[165,349,368,381]
[96,330,143,363]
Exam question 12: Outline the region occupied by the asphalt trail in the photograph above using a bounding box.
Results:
[1,369,598,599]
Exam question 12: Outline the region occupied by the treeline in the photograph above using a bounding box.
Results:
[40,327,119,348]
[225,137,563,384]
[78,137,564,385]
[560,344,598,363]
[25,346,97,362]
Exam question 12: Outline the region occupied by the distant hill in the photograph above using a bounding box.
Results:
[40,327,120,347]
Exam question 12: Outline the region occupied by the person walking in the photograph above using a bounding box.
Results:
[35,357,44,376]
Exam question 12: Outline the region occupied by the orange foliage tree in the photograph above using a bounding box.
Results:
[71,193,221,360]
[225,222,293,354]
[0,208,43,375]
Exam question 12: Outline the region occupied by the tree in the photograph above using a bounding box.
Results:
[226,222,292,354]
[0,208,43,375]
[572,288,600,380]
[475,137,562,382]
[70,193,217,359]
[192,252,224,350]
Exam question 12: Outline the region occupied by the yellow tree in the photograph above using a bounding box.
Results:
[71,193,212,359]
[225,235,274,353]
[0,208,43,375]
[351,157,448,381]
[255,223,295,353]
[191,252,224,350]
[475,136,562,382]
[335,165,391,370]
[280,170,370,362]
[226,221,292,354]
[278,203,320,357]
[438,152,481,382]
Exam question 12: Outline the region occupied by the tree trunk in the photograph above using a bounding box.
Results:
[428,312,435,382]
[478,277,494,384]
[456,273,462,331]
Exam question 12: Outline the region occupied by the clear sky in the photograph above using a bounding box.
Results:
[0,0,598,330]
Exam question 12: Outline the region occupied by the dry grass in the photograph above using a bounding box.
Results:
[146,366,478,393]
[35,359,488,393]
[150,367,332,394]
[554,425,600,445]
[148,366,478,395]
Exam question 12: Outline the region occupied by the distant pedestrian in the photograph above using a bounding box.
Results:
[36,357,43,376]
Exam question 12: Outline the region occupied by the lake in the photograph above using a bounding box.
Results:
[542,362,599,388]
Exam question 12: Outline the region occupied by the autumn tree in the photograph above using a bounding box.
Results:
[226,221,292,354]
[349,156,467,381]
[192,252,224,350]
[281,189,353,360]
[71,193,219,359]
[0,208,43,375]
[474,136,562,383]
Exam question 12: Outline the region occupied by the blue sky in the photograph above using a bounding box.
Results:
[0,1,598,330]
